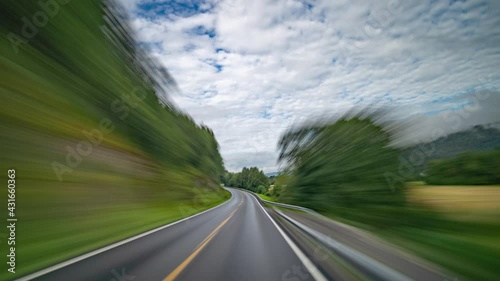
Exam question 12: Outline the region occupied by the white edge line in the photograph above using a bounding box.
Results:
[248,192,329,281]
[16,190,234,281]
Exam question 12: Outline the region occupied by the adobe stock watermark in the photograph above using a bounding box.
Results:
[282,264,311,281]
[110,267,135,281]
[336,0,404,59]
[52,86,148,181]
[384,77,495,191]
[7,0,72,54]
[312,233,339,263]
[281,233,340,281]
[178,186,222,224]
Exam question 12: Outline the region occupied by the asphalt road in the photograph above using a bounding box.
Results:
[25,188,324,281]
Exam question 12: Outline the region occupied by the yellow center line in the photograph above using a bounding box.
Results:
[163,202,242,281]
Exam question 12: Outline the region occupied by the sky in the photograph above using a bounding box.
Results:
[118,0,500,172]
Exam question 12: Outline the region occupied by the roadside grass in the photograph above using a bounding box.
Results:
[0,122,231,280]
[257,193,276,202]
[318,182,500,281]
[381,223,500,281]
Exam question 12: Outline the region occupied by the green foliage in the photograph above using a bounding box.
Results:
[278,117,405,223]
[426,149,500,185]
[268,175,276,185]
[257,185,268,195]
[269,174,290,198]
[222,167,269,193]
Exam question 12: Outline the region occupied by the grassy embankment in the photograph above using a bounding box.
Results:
[325,182,500,281]
[257,193,276,202]
[0,1,228,279]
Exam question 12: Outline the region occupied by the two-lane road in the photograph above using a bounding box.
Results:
[25,188,324,281]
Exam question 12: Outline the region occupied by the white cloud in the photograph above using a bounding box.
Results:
[120,0,500,172]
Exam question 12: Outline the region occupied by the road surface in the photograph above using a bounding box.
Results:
[25,188,324,281]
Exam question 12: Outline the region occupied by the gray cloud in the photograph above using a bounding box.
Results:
[120,0,500,172]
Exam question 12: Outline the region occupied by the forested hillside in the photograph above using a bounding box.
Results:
[402,124,500,177]
[0,0,227,278]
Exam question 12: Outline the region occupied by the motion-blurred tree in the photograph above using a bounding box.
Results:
[278,116,405,217]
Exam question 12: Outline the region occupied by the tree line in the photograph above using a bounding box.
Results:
[221,167,269,193]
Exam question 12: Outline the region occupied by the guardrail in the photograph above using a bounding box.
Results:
[227,186,319,215]
[258,198,320,215]
[274,209,414,281]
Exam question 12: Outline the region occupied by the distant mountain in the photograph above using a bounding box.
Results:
[402,124,500,176]
[414,124,500,157]
[265,172,280,177]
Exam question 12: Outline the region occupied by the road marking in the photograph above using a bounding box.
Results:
[16,190,236,281]
[163,202,242,281]
[248,192,329,281]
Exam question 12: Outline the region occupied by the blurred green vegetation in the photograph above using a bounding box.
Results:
[276,116,500,280]
[0,0,228,279]
[277,117,406,226]
[379,213,500,281]
[267,174,290,198]
[426,149,500,185]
